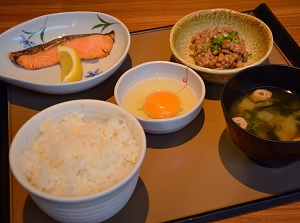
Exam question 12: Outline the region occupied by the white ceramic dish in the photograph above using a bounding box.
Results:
[9,99,146,223]
[0,12,130,94]
[114,61,206,134]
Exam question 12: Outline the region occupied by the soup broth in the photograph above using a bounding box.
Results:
[230,87,300,141]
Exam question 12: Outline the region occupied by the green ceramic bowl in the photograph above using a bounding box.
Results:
[170,8,273,84]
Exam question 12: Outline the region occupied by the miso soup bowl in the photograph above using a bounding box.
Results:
[221,64,300,168]
[114,61,206,134]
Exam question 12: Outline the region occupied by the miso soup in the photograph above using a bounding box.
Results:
[230,87,300,141]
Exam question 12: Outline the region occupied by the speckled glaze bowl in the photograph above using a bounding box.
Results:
[170,8,273,84]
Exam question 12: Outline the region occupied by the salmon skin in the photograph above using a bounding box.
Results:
[9,31,115,70]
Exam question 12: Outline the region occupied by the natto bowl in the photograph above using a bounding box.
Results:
[170,8,273,84]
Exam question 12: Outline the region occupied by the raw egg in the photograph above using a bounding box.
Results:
[123,77,197,119]
[143,91,181,118]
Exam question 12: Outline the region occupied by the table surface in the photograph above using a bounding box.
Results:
[1,0,300,222]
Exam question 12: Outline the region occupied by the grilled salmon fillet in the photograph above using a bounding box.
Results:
[9,31,115,70]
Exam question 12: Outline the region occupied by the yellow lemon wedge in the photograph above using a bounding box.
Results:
[57,45,83,83]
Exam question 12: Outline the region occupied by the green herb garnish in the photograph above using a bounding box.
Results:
[210,31,241,52]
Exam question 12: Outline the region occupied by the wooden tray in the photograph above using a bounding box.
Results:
[2,3,300,223]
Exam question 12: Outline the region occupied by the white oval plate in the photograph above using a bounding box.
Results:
[0,12,130,94]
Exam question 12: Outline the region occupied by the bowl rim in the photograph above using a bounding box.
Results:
[220,64,300,144]
[9,99,147,202]
[114,61,206,123]
[170,8,274,75]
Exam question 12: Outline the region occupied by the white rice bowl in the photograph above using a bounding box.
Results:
[20,113,140,197]
[9,99,146,223]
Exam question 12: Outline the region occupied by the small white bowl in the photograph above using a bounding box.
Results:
[9,99,146,223]
[114,61,206,134]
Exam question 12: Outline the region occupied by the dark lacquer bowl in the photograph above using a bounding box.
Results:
[221,64,300,168]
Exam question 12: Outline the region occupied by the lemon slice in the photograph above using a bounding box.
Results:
[57,45,83,83]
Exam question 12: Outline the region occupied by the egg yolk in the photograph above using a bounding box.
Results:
[143,91,181,118]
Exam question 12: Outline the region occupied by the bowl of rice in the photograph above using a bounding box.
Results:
[170,8,273,84]
[9,99,146,223]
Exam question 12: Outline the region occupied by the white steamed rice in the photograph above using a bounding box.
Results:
[19,112,140,197]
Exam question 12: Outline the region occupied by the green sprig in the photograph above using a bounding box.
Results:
[22,17,48,42]
[91,14,117,32]
[210,31,241,52]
